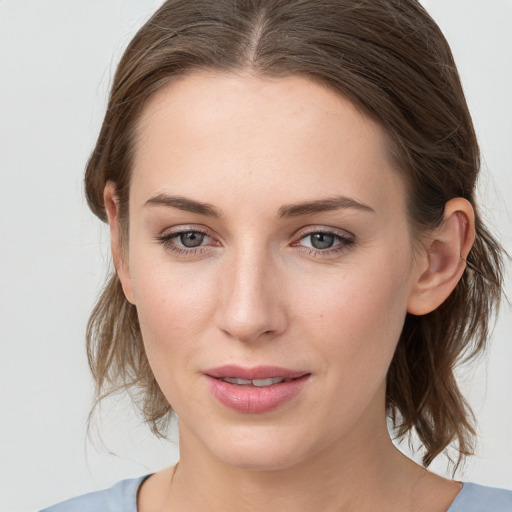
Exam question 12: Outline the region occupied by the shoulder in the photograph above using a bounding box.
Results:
[448,482,512,512]
[38,475,150,512]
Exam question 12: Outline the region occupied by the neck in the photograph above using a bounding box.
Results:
[173,442,412,512]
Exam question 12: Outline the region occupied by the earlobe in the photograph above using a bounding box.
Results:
[103,182,136,305]
[407,198,475,316]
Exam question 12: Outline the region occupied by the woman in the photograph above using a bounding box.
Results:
[40,0,511,510]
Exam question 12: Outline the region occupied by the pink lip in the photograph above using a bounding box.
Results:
[205,365,310,414]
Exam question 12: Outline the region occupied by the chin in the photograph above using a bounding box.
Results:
[217,448,305,472]
[204,424,315,472]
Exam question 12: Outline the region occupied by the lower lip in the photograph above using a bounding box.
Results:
[206,375,310,413]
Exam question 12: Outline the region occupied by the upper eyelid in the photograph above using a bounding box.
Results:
[159,224,213,237]
[293,225,355,240]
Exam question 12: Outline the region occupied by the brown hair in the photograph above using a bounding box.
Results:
[85,0,504,468]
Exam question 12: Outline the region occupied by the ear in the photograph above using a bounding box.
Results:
[104,182,136,305]
[407,198,475,316]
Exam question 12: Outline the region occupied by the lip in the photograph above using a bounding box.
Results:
[204,365,310,414]
[205,365,307,380]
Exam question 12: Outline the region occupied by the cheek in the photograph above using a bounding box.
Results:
[128,255,219,369]
[129,262,223,415]
[131,247,216,316]
[298,257,409,329]
[295,255,412,377]
[292,264,411,437]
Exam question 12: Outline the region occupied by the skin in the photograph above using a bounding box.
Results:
[105,72,475,512]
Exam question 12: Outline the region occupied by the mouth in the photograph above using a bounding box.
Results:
[218,376,294,387]
[205,365,308,385]
[204,366,310,413]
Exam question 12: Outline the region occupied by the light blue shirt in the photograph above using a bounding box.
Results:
[39,476,512,511]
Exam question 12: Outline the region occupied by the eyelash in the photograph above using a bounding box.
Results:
[291,229,355,256]
[157,227,215,256]
[156,227,355,257]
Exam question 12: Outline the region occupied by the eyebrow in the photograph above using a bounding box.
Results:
[144,193,375,218]
[278,196,375,217]
[145,194,221,217]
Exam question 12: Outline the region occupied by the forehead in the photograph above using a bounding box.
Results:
[131,71,406,217]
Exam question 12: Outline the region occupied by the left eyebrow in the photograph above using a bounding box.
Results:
[278,196,375,218]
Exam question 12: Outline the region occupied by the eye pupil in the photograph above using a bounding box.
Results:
[310,233,335,249]
[180,232,205,247]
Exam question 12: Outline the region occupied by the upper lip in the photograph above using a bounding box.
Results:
[205,365,309,380]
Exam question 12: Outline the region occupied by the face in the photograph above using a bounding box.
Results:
[115,72,425,471]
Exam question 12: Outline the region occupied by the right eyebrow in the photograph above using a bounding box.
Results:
[144,194,221,218]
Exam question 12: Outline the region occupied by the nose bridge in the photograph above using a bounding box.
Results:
[216,238,286,342]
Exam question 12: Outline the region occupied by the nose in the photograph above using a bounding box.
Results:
[215,244,288,343]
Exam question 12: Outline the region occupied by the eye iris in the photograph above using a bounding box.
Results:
[310,233,335,249]
[180,232,205,248]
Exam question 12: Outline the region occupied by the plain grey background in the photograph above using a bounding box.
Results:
[0,1,511,511]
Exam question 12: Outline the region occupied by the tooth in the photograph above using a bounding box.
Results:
[252,378,285,387]
[221,377,287,386]
[222,377,252,385]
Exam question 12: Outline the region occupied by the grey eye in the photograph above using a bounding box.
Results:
[309,233,335,249]
[179,232,205,248]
